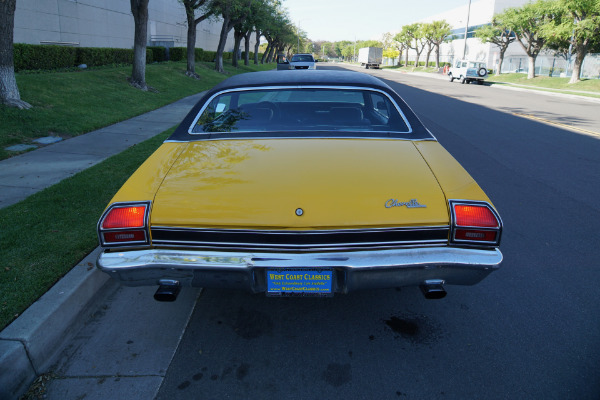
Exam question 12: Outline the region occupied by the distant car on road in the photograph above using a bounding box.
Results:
[289,53,316,70]
[448,60,488,84]
[96,70,503,302]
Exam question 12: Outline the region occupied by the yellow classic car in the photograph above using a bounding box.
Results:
[97,70,502,301]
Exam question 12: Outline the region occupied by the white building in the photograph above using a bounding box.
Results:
[13,0,255,53]
[416,0,528,72]
[408,0,600,77]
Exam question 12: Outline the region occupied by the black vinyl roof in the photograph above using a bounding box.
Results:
[210,70,393,92]
[167,70,435,142]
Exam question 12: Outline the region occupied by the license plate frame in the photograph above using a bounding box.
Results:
[266,268,334,297]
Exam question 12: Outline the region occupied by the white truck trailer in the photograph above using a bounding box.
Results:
[358,47,383,69]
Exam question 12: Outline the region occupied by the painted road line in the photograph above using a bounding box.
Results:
[513,113,600,137]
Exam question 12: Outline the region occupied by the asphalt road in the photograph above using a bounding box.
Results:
[45,65,600,400]
[156,65,600,399]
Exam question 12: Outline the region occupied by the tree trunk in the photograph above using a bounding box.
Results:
[0,0,31,109]
[496,48,506,76]
[261,42,270,64]
[527,55,536,79]
[425,45,432,68]
[130,0,149,90]
[186,12,198,78]
[266,43,275,63]
[404,50,409,67]
[569,44,586,84]
[254,30,261,64]
[215,17,231,73]
[243,31,251,66]
[434,45,440,68]
[232,29,243,68]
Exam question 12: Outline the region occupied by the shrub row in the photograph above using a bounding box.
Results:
[13,43,263,72]
[13,44,161,72]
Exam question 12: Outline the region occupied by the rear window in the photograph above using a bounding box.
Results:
[190,87,411,135]
[291,55,314,62]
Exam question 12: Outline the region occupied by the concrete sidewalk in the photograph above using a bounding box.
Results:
[0,92,204,399]
[0,91,204,209]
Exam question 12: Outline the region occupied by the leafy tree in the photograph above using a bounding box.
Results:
[252,0,280,64]
[334,41,352,58]
[381,32,399,64]
[540,0,600,83]
[0,0,31,109]
[475,16,515,75]
[212,0,254,73]
[401,23,426,66]
[428,20,452,68]
[501,0,554,79]
[392,32,408,66]
[130,0,150,90]
[181,0,215,78]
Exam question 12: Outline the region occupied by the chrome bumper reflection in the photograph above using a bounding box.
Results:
[97,247,503,293]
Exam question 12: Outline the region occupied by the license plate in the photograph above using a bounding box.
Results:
[266,269,333,297]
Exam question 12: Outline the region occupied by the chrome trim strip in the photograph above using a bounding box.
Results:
[187,85,413,135]
[150,225,450,234]
[150,240,448,253]
[164,137,439,143]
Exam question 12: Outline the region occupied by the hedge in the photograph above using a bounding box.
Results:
[13,43,260,72]
[147,46,166,62]
[14,44,154,72]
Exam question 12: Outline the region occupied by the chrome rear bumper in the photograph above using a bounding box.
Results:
[97,247,502,293]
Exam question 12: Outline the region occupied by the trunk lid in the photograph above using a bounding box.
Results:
[151,139,449,229]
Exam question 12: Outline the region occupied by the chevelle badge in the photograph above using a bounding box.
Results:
[385,199,427,208]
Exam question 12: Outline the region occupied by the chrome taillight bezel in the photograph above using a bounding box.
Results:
[449,200,502,247]
[97,201,151,248]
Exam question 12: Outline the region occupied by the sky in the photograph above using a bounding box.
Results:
[281,0,472,42]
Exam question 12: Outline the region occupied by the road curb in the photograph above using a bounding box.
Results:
[0,247,117,399]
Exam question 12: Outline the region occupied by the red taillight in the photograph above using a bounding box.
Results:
[101,206,146,229]
[454,205,499,228]
[450,201,502,246]
[98,202,150,247]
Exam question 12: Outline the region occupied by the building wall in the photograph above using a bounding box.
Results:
[13,0,255,52]
[407,0,529,68]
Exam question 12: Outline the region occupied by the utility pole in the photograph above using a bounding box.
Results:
[462,0,471,59]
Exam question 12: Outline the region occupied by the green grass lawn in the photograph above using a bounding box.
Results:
[382,65,441,74]
[380,63,600,97]
[0,61,275,160]
[486,73,600,97]
[0,61,275,329]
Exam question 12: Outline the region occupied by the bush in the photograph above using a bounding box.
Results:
[169,47,186,62]
[13,44,156,71]
[201,50,216,62]
[147,46,166,62]
[194,48,204,61]
[75,47,136,67]
[14,44,76,72]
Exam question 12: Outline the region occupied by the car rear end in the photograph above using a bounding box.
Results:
[96,72,502,300]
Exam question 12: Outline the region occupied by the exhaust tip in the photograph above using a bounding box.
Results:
[420,280,447,300]
[154,280,181,302]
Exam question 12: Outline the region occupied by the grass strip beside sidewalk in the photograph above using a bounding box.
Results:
[0,61,275,328]
[0,61,275,160]
[0,129,172,330]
